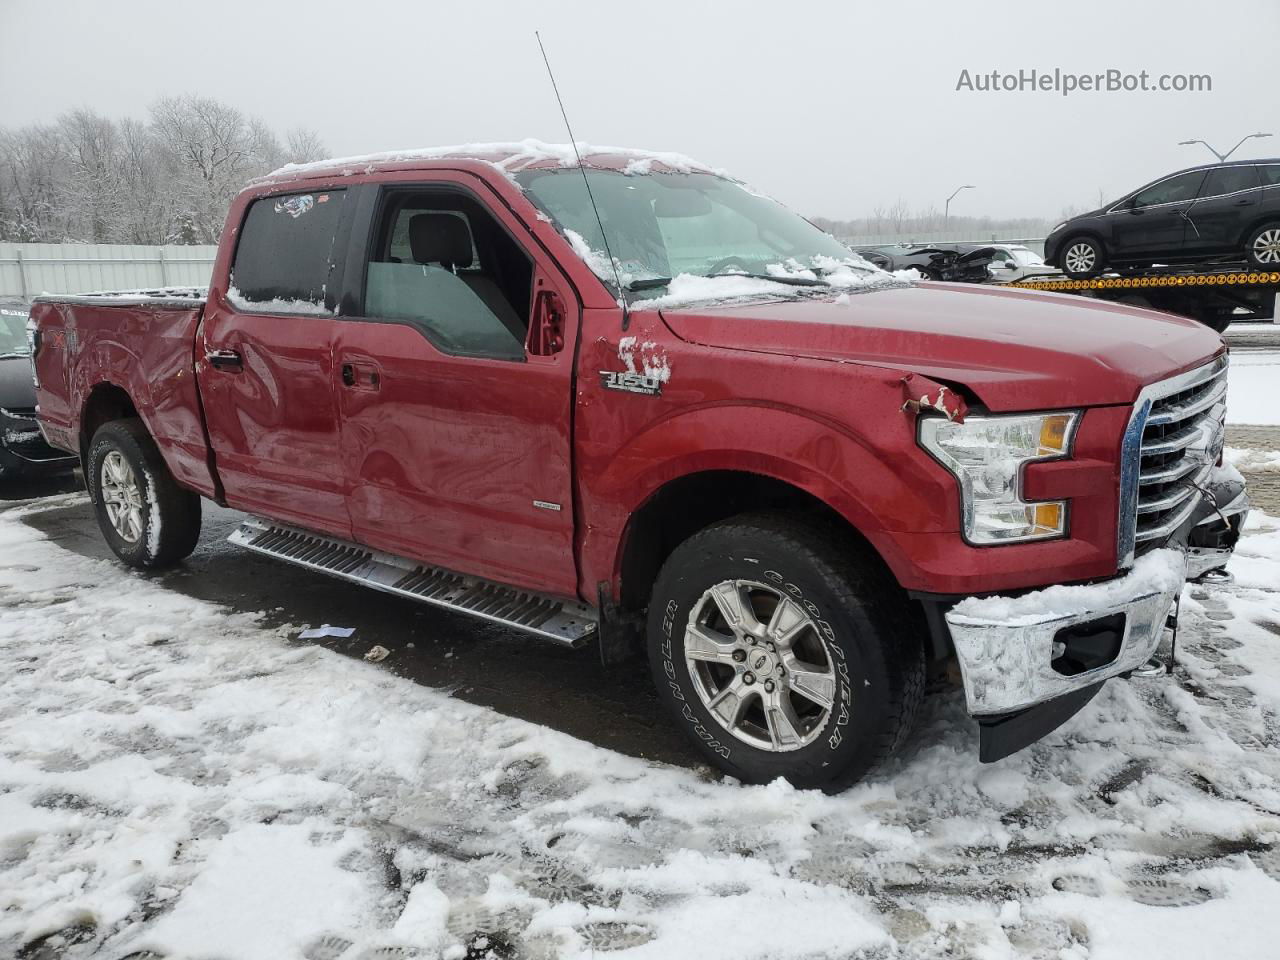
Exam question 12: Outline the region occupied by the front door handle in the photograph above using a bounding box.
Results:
[206,349,242,372]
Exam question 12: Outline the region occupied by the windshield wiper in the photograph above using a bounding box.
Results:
[705,271,828,287]
[625,277,673,291]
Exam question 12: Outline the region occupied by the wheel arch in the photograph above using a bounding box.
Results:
[1238,215,1280,251]
[613,465,905,614]
[78,381,140,463]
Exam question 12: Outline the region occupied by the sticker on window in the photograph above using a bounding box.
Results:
[274,195,315,219]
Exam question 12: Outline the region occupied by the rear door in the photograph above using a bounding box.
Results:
[197,188,354,537]
[1182,164,1263,257]
[332,175,580,598]
[1111,170,1205,260]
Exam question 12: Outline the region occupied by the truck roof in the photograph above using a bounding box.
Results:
[256,139,724,187]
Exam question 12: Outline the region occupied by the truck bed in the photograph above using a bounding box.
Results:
[30,288,218,498]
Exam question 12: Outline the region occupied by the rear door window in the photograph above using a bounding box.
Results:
[1256,165,1280,186]
[1198,165,1260,198]
[230,190,347,315]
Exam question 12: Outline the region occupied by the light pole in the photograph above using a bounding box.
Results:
[1178,132,1272,162]
[944,185,976,230]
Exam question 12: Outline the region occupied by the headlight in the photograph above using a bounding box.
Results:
[919,412,1079,544]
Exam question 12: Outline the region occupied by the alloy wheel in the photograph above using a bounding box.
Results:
[684,579,838,752]
[1064,242,1097,274]
[100,451,144,543]
[1253,229,1280,264]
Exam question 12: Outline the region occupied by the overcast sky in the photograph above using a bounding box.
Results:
[2,0,1276,221]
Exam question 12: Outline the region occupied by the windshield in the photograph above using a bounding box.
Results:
[0,310,30,357]
[514,169,884,291]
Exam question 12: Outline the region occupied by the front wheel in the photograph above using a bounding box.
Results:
[647,514,924,792]
[1060,236,1105,279]
[1246,223,1280,268]
[87,418,201,568]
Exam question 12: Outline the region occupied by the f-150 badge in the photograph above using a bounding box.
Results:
[599,370,663,396]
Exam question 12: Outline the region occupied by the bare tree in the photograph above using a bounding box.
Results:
[285,128,327,165]
[0,97,329,244]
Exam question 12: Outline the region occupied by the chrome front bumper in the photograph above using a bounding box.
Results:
[945,484,1248,717]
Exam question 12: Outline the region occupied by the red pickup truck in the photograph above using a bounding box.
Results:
[29,142,1247,791]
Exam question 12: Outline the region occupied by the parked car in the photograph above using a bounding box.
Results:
[1045,159,1280,279]
[854,243,997,282]
[30,144,1245,791]
[0,304,77,482]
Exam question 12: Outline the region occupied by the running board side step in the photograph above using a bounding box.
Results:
[228,517,597,647]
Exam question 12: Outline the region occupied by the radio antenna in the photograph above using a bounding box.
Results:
[535,31,630,328]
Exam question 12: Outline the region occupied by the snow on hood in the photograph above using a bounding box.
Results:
[264,138,722,183]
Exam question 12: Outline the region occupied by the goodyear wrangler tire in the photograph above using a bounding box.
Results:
[647,513,924,792]
[87,418,201,569]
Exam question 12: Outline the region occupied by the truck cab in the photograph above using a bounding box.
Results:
[29,143,1248,791]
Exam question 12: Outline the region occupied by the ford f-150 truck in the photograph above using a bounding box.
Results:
[29,142,1248,791]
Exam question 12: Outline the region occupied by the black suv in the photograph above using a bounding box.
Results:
[1045,159,1280,278]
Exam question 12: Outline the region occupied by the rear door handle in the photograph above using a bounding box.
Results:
[1235,199,1255,205]
[341,363,356,387]
[206,349,242,371]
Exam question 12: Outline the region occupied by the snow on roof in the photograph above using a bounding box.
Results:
[264,138,724,183]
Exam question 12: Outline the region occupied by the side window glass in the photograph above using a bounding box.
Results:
[362,193,532,361]
[1199,165,1260,197]
[1132,172,1203,208]
[230,190,346,314]
[1260,165,1280,186]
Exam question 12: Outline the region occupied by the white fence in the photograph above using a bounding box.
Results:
[0,243,218,299]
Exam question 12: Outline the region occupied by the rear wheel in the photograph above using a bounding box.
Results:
[87,419,201,568]
[1061,236,1105,279]
[1246,223,1280,268]
[647,514,925,792]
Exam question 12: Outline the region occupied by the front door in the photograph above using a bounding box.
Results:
[334,177,579,598]
[1111,170,1206,260]
[196,187,353,537]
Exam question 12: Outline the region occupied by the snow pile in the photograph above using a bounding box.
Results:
[1226,446,1280,473]
[3,496,1280,959]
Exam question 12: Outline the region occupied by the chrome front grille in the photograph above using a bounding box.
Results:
[1118,356,1228,566]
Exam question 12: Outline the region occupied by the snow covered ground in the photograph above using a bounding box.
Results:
[1227,351,1280,426]
[2,486,1280,959]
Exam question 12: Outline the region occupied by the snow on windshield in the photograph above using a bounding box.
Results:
[515,167,911,308]
[632,258,913,312]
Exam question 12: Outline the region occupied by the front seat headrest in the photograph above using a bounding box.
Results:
[408,213,473,269]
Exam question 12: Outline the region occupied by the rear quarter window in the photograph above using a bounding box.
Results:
[229,190,347,315]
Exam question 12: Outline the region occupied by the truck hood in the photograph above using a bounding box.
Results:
[658,282,1224,411]
[0,356,36,410]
